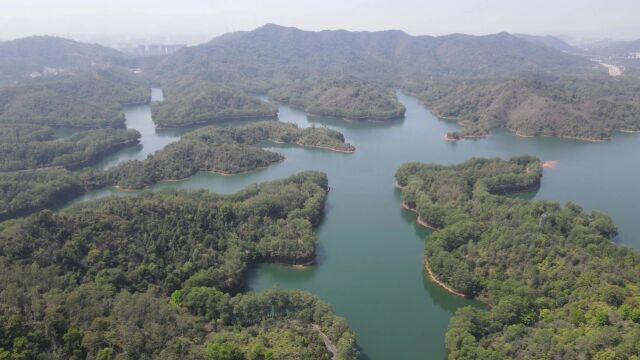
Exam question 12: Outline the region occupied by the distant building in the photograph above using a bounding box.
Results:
[125,44,186,57]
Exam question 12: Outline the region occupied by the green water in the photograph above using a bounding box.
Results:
[66,91,640,359]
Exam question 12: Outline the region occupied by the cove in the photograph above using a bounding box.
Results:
[66,91,640,359]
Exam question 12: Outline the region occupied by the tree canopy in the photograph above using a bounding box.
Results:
[269,77,406,120]
[0,128,140,172]
[151,79,277,128]
[0,172,358,359]
[88,121,354,190]
[396,157,640,359]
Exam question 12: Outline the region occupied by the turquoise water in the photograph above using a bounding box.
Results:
[65,91,640,359]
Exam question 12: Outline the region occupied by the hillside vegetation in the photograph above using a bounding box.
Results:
[0,172,358,359]
[0,36,129,85]
[87,121,355,190]
[151,24,592,91]
[0,169,85,221]
[269,78,406,120]
[151,80,277,127]
[404,75,640,141]
[396,157,640,359]
[0,128,140,171]
[0,68,150,128]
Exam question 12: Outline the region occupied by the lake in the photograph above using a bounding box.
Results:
[66,90,640,359]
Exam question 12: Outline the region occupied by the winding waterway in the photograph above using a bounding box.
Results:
[66,91,640,359]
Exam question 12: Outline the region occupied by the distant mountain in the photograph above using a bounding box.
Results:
[514,34,578,53]
[0,36,129,84]
[151,24,593,90]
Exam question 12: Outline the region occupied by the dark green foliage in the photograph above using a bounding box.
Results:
[0,173,358,359]
[396,157,640,359]
[403,74,640,141]
[0,128,140,171]
[0,169,84,221]
[0,68,150,128]
[91,121,354,190]
[151,79,277,127]
[269,77,406,120]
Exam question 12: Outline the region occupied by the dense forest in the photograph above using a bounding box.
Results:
[150,24,593,91]
[0,169,84,221]
[88,121,354,190]
[403,74,640,141]
[0,128,140,171]
[151,80,277,127]
[396,157,640,359]
[269,78,406,120]
[0,68,150,129]
[0,172,358,359]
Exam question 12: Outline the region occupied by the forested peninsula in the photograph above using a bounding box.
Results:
[88,121,355,190]
[403,75,640,141]
[269,78,406,121]
[396,157,640,359]
[0,172,358,359]
[0,68,150,129]
[0,169,84,221]
[151,80,277,128]
[0,128,140,171]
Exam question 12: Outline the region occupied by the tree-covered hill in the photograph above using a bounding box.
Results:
[151,79,277,127]
[144,24,640,141]
[403,74,640,141]
[150,24,593,91]
[0,172,358,359]
[269,77,406,120]
[0,169,85,222]
[0,68,150,129]
[89,121,355,190]
[0,35,129,85]
[0,122,353,220]
[0,128,140,172]
[396,157,640,359]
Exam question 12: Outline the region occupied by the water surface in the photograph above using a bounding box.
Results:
[67,92,640,359]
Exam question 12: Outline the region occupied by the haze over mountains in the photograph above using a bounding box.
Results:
[0,24,598,85]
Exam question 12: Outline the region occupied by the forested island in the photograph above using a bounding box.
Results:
[151,80,277,127]
[269,78,406,121]
[396,157,640,359]
[88,121,355,190]
[403,75,640,141]
[0,172,358,359]
[0,128,140,171]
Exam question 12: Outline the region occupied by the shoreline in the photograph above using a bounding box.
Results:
[400,202,439,231]
[281,102,404,122]
[424,258,469,298]
[296,142,356,154]
[514,130,608,143]
[211,159,284,176]
[270,139,355,153]
[399,201,476,299]
[154,113,279,129]
[112,160,285,191]
[277,258,315,269]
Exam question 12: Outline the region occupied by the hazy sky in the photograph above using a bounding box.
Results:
[1,0,639,42]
